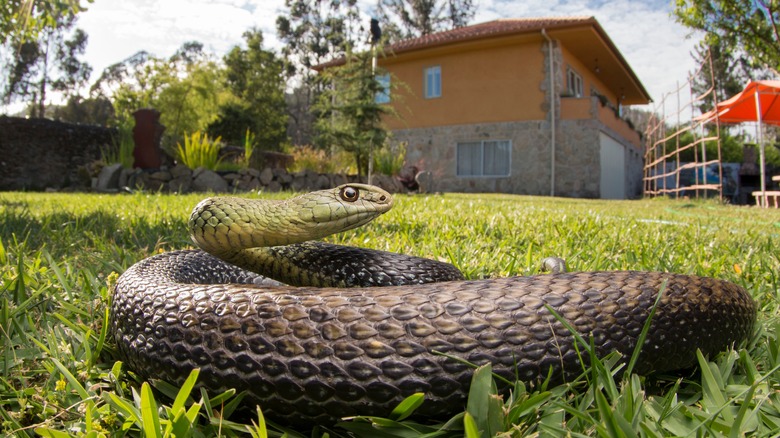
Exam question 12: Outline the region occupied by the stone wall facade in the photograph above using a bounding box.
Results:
[397,121,554,195]
[0,116,115,190]
[395,117,643,199]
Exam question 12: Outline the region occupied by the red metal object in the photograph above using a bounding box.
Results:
[132,109,165,169]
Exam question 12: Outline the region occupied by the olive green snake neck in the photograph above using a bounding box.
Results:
[111,184,757,425]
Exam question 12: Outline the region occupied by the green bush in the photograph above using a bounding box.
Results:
[373,142,407,176]
[206,101,256,146]
[176,131,223,170]
[288,145,355,174]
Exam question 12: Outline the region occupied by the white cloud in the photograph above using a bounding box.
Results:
[74,0,701,113]
[79,0,256,69]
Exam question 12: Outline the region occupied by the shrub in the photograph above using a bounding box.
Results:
[176,131,223,170]
[373,141,407,176]
[288,146,355,174]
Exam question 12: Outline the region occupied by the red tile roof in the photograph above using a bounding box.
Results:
[313,17,597,70]
[388,16,596,54]
[314,16,650,103]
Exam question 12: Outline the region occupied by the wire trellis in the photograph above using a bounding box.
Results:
[643,50,723,200]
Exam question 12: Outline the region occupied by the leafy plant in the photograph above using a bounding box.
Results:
[288,145,355,174]
[176,131,223,170]
[373,141,407,176]
[98,43,229,150]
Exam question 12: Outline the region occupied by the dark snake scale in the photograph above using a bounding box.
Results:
[111,184,757,424]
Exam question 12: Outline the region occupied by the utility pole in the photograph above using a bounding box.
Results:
[368,17,382,185]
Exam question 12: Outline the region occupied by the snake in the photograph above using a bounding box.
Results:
[111,184,757,424]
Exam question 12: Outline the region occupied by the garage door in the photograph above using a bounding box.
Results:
[599,132,626,199]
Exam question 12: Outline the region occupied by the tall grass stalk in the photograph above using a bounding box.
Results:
[241,128,256,169]
[101,121,135,168]
[1,191,779,436]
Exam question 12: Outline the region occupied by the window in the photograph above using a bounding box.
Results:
[424,66,441,98]
[566,67,583,97]
[375,73,391,104]
[456,140,511,177]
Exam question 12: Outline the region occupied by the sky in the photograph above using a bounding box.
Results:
[35,0,703,114]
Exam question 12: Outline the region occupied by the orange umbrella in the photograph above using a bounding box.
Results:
[699,80,780,125]
[698,80,780,205]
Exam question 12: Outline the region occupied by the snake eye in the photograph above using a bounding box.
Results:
[340,186,360,202]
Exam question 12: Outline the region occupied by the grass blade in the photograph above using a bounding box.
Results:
[140,382,163,438]
[172,368,200,414]
[463,412,480,438]
[624,280,667,377]
[389,392,426,421]
[50,358,90,401]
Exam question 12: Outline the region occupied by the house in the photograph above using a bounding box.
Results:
[374,17,651,199]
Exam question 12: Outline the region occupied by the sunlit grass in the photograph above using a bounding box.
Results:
[1,190,779,436]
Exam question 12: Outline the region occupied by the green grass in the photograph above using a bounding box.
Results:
[1,191,779,436]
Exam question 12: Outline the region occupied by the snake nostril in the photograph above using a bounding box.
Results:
[379,195,387,202]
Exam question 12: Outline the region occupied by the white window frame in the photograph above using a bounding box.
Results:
[456,140,512,177]
[566,67,583,97]
[375,73,391,104]
[424,66,441,99]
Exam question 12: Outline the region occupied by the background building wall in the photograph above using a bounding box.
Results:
[383,37,547,130]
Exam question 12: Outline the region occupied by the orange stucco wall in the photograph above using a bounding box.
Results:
[560,46,618,105]
[381,37,547,130]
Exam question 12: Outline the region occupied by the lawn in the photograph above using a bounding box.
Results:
[1,190,779,436]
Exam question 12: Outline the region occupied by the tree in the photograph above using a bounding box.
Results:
[276,0,363,146]
[276,0,362,80]
[206,101,256,145]
[3,13,90,117]
[89,50,153,106]
[155,43,226,143]
[375,0,475,41]
[673,0,780,73]
[1,0,88,45]
[313,50,395,176]
[217,28,288,151]
[49,95,114,125]
[688,40,755,114]
[92,44,229,147]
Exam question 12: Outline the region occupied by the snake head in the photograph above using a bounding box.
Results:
[299,184,394,236]
[189,184,394,252]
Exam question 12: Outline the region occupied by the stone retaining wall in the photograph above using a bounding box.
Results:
[96,164,407,194]
[0,116,114,190]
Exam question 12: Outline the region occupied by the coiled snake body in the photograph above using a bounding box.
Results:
[112,184,756,423]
